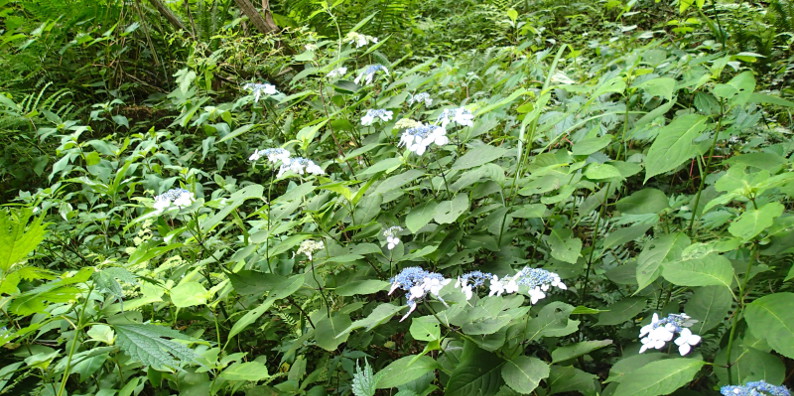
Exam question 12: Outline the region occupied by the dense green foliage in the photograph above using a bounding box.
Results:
[1,0,794,395]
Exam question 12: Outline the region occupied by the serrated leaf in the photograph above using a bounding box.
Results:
[376,355,436,389]
[613,358,704,396]
[685,286,733,333]
[745,293,794,359]
[352,359,378,396]
[501,356,549,394]
[728,202,784,241]
[644,114,709,182]
[0,209,47,272]
[114,324,196,369]
[636,233,690,292]
[662,253,734,289]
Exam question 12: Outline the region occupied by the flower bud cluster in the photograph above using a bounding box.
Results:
[361,109,394,126]
[638,313,701,356]
[720,381,791,396]
[243,83,278,103]
[383,226,403,250]
[153,188,195,211]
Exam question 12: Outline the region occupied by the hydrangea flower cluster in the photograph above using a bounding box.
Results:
[277,157,324,178]
[249,147,290,163]
[389,267,451,321]
[390,266,566,321]
[153,188,195,211]
[297,239,324,261]
[398,124,449,155]
[408,92,433,107]
[243,82,278,103]
[437,107,475,128]
[248,148,324,178]
[382,226,403,250]
[720,381,791,396]
[487,267,567,303]
[361,109,393,126]
[639,313,701,356]
[354,64,389,85]
[344,32,379,48]
[327,66,347,79]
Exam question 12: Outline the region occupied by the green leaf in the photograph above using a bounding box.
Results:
[714,336,785,385]
[548,365,599,396]
[336,280,388,296]
[617,188,669,215]
[728,202,784,241]
[114,324,196,369]
[228,297,277,339]
[352,359,378,396]
[170,281,208,308]
[712,71,755,106]
[374,170,425,194]
[526,302,579,341]
[584,163,623,180]
[662,253,734,289]
[745,293,794,359]
[613,358,704,396]
[433,194,469,224]
[451,145,509,171]
[0,209,47,272]
[445,342,504,395]
[229,272,304,298]
[636,77,676,102]
[644,114,709,183]
[338,303,403,336]
[685,286,733,333]
[218,124,255,143]
[410,316,440,342]
[359,157,402,176]
[219,362,270,382]
[547,227,582,264]
[551,340,613,363]
[406,201,438,233]
[376,355,436,389]
[315,313,352,351]
[571,135,611,156]
[635,233,690,292]
[501,356,549,394]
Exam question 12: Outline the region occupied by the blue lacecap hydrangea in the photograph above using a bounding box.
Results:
[720,380,791,396]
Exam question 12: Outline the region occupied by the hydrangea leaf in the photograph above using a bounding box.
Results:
[745,293,794,359]
[644,114,709,183]
[551,340,613,363]
[661,253,734,289]
[375,355,436,389]
[635,233,690,293]
[501,356,549,394]
[613,358,704,396]
[450,144,508,171]
[728,202,784,241]
[546,227,582,264]
[445,342,503,395]
[170,281,208,308]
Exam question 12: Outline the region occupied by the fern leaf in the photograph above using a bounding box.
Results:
[0,209,47,273]
[114,324,197,369]
[351,359,378,396]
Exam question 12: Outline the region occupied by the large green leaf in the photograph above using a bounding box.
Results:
[170,281,208,308]
[548,365,599,396]
[714,335,785,385]
[410,315,441,342]
[501,356,549,394]
[451,144,509,171]
[114,324,196,369]
[547,227,582,264]
[662,253,734,289]
[314,314,352,351]
[644,114,709,182]
[0,209,47,272]
[376,355,436,389]
[337,304,403,336]
[434,194,469,224]
[613,358,704,396]
[525,302,579,341]
[745,293,794,359]
[551,340,613,363]
[597,297,647,326]
[637,232,690,291]
[684,286,733,333]
[445,342,504,395]
[219,362,270,382]
[728,202,784,241]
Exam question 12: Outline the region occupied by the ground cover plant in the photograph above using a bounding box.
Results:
[1,0,793,395]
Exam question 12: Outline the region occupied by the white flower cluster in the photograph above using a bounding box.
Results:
[485,267,567,304]
[361,109,393,126]
[354,64,389,85]
[327,66,348,79]
[388,267,451,321]
[248,148,324,178]
[398,124,449,155]
[639,313,701,356]
[153,188,195,211]
[382,226,403,250]
[408,92,433,107]
[243,82,278,103]
[344,32,379,48]
[389,266,566,321]
[437,107,474,128]
[297,239,324,261]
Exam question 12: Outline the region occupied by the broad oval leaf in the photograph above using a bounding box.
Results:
[745,293,794,359]
[613,358,704,396]
[501,356,549,394]
[644,114,709,182]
